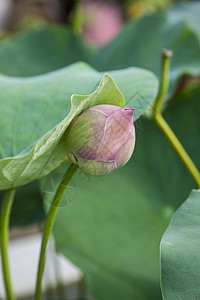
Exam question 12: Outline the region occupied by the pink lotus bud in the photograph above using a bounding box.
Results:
[66,105,135,176]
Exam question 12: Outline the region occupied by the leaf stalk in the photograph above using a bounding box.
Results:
[153,49,200,188]
[0,189,16,300]
[72,0,83,35]
[35,163,78,300]
[154,113,200,187]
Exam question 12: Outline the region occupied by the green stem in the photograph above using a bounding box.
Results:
[72,0,82,35]
[154,49,173,114]
[154,114,200,188]
[153,49,200,188]
[0,189,16,300]
[35,163,78,300]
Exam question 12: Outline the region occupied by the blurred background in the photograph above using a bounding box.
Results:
[0,0,182,47]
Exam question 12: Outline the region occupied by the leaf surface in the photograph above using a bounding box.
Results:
[0,63,158,190]
[160,189,200,300]
[168,2,200,42]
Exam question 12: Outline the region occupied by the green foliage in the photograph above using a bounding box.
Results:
[168,2,200,42]
[0,68,158,191]
[160,189,200,300]
[11,181,45,227]
[0,4,200,96]
[0,26,95,76]
[0,2,200,299]
[52,84,200,300]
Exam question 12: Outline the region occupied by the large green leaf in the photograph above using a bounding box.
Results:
[160,189,200,300]
[0,7,200,95]
[0,26,95,76]
[98,14,200,90]
[0,63,158,191]
[168,2,200,42]
[51,85,200,299]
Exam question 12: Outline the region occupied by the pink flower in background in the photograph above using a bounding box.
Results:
[81,0,124,47]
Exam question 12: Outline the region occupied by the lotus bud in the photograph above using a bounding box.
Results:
[66,104,135,176]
